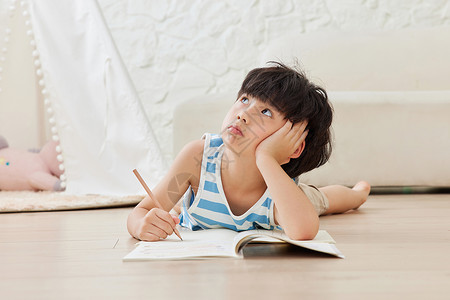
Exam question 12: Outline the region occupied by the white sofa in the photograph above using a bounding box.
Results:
[173,27,450,188]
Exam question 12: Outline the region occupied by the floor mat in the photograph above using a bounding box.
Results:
[0,191,144,212]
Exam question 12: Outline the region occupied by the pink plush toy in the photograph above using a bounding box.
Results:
[0,135,65,191]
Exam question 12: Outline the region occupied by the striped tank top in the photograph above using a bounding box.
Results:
[179,133,280,231]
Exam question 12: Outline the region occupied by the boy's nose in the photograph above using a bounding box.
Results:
[237,112,247,123]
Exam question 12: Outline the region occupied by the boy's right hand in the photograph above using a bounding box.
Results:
[134,208,180,242]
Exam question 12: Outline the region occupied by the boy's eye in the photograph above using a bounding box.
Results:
[241,97,249,104]
[261,108,272,117]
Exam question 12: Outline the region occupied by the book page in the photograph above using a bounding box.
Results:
[232,229,344,258]
[123,228,240,261]
[123,228,344,260]
[234,229,335,245]
[297,243,345,258]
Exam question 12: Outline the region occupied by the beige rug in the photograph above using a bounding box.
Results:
[0,191,144,213]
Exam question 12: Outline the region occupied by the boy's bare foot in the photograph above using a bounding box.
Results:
[352,181,371,209]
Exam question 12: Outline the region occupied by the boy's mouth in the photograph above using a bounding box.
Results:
[227,125,243,136]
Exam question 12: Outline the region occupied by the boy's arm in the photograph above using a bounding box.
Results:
[127,139,204,241]
[255,121,319,240]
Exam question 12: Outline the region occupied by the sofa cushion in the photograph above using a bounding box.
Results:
[173,91,450,187]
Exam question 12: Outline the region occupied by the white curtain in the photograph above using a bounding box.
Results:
[21,0,167,195]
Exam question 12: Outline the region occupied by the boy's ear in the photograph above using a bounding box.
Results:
[290,140,306,159]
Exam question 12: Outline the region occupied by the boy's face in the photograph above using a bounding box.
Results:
[221,94,286,155]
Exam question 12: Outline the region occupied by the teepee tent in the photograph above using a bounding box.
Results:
[0,0,167,195]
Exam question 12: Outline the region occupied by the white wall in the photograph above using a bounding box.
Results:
[98,0,450,160]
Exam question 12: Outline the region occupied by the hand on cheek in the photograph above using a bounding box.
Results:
[256,120,308,165]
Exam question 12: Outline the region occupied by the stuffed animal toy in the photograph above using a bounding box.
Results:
[0,135,65,191]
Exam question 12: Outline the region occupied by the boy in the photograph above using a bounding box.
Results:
[127,62,370,241]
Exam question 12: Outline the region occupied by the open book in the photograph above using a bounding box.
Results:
[123,228,344,261]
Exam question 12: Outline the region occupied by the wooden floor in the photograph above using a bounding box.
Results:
[1,193,449,300]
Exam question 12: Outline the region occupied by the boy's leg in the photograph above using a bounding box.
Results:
[319,181,370,215]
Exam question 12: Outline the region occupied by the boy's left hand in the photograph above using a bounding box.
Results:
[255,120,308,165]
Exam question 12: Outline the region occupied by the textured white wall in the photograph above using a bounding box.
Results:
[98,0,450,160]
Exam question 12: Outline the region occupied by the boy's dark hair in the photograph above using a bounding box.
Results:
[237,61,333,178]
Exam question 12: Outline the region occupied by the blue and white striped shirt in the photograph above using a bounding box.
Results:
[179,133,280,231]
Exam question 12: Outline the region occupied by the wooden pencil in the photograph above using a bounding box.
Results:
[132,169,183,241]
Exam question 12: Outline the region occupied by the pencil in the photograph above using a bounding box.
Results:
[132,169,183,241]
